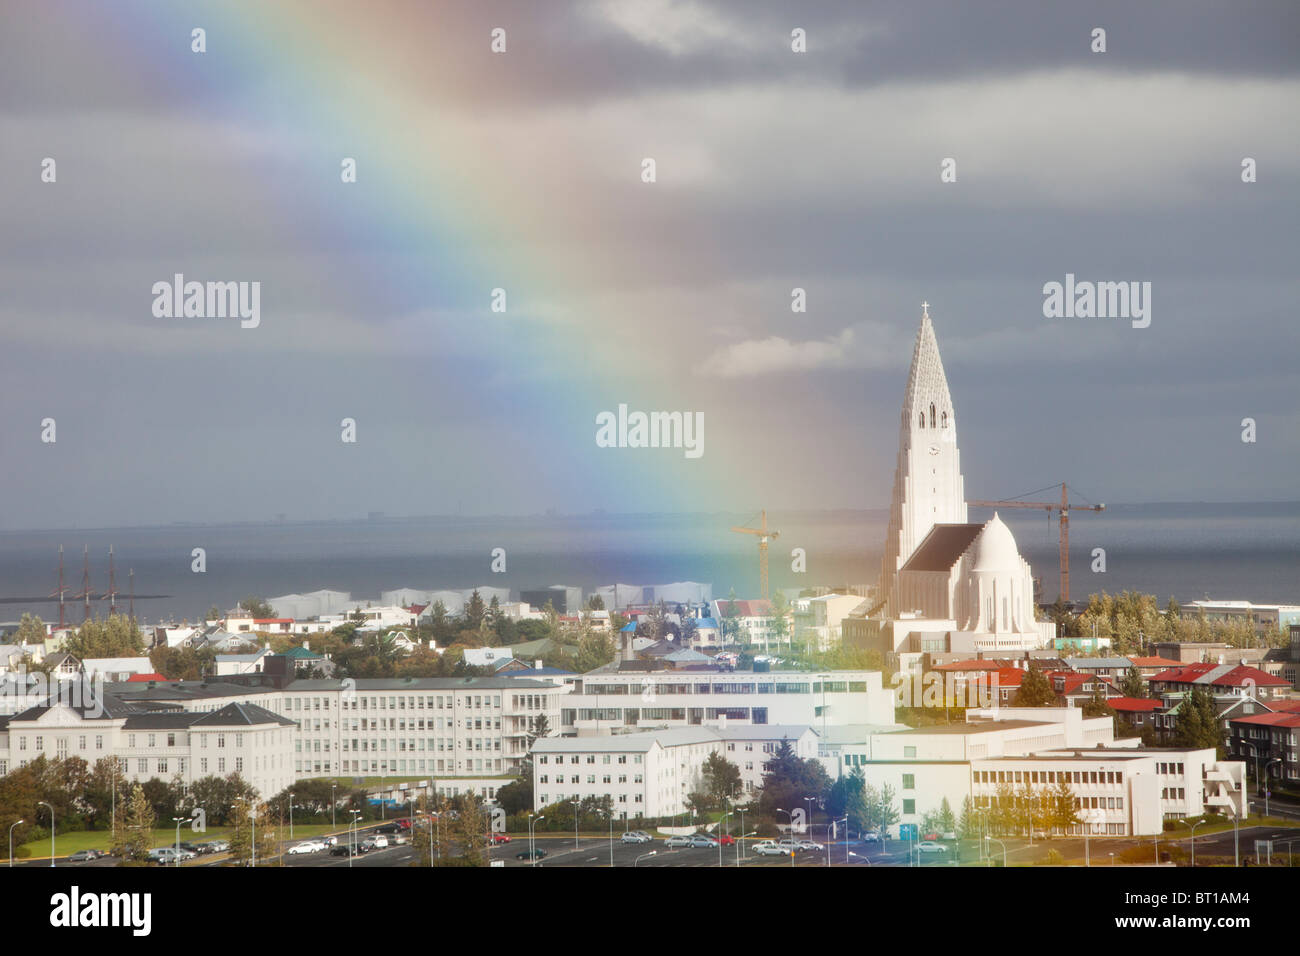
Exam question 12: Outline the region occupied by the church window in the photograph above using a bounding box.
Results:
[930,403,936,428]
[918,413,925,429]
[942,411,948,428]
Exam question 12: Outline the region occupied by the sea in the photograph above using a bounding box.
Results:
[0,502,1296,625]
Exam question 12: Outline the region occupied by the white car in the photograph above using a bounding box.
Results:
[796,840,824,852]
[362,835,389,849]
[621,831,652,844]
[916,841,949,855]
[287,841,323,855]
[752,842,786,856]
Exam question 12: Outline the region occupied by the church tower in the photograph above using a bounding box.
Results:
[880,304,967,616]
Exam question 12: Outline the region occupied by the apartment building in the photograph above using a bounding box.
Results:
[104,674,568,792]
[0,691,296,798]
[561,668,895,736]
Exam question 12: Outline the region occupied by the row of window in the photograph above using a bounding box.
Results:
[537,754,644,765]
[539,774,645,785]
[973,769,1124,786]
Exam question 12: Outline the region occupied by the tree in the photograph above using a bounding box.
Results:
[1119,665,1146,699]
[238,596,275,619]
[113,784,154,863]
[585,595,605,611]
[1049,776,1080,834]
[700,752,742,811]
[643,601,668,642]
[863,783,899,832]
[1173,686,1221,752]
[575,628,615,672]
[205,605,222,621]
[721,589,741,646]
[770,590,792,649]
[14,613,46,646]
[1016,667,1056,706]
[228,796,277,866]
[957,796,978,839]
[679,614,698,648]
[1082,685,1116,720]
[63,615,146,659]
[755,739,831,824]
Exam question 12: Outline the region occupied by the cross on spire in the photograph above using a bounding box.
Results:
[921,300,930,319]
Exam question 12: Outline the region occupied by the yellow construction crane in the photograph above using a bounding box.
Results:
[730,510,780,600]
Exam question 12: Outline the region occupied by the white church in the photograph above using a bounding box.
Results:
[874,305,1055,656]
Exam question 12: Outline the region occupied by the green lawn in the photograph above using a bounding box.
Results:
[13,822,352,860]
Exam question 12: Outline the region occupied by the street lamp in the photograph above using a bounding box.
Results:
[8,820,23,868]
[847,851,872,865]
[348,809,361,868]
[331,784,337,830]
[1263,758,1282,818]
[984,835,1007,868]
[38,801,55,868]
[776,809,795,867]
[289,792,295,840]
[737,807,748,862]
[718,811,732,867]
[1180,818,1206,868]
[837,816,849,866]
[172,816,187,867]
[569,799,582,852]
[634,850,657,867]
[528,814,545,866]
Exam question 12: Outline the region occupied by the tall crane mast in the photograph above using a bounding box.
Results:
[730,510,780,600]
[968,483,1104,603]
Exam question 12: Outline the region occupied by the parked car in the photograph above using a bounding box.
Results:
[179,842,206,855]
[489,833,511,844]
[752,842,786,856]
[361,835,389,850]
[717,834,735,846]
[206,840,231,853]
[796,840,824,852]
[68,850,104,862]
[287,841,323,855]
[330,843,362,857]
[861,830,884,844]
[375,824,400,835]
[689,835,719,848]
[664,835,693,848]
[516,848,547,860]
[916,841,949,855]
[147,848,179,864]
[320,836,338,847]
[775,840,801,853]
[621,831,652,844]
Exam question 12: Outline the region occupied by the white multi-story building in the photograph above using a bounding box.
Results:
[532,728,720,817]
[561,668,896,736]
[110,675,568,787]
[532,724,822,815]
[862,708,1246,838]
[0,693,296,798]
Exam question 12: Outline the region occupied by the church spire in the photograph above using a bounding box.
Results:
[879,304,967,617]
[900,303,954,433]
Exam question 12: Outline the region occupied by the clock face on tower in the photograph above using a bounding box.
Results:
[928,444,939,455]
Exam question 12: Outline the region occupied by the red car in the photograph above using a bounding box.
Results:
[394,818,412,831]
[490,834,511,844]
[717,835,736,846]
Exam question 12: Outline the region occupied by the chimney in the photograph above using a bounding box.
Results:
[622,632,636,663]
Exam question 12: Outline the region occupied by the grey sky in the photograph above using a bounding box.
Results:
[1,0,1297,529]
